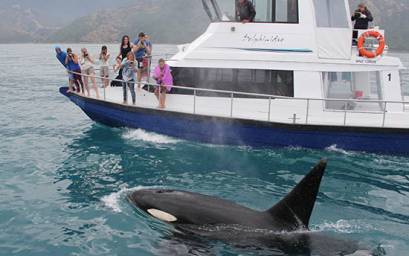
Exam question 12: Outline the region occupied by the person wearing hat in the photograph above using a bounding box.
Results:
[352,3,374,43]
[132,32,152,88]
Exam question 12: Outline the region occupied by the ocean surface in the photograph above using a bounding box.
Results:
[0,44,409,256]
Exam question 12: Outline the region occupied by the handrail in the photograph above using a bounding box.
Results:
[66,70,409,106]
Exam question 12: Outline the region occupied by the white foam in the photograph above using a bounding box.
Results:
[101,187,132,213]
[122,129,180,144]
[311,219,372,234]
[101,186,161,213]
[325,145,354,155]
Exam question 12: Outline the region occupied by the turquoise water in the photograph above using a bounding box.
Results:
[0,44,409,255]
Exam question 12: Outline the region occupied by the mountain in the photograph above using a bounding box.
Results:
[0,0,136,43]
[46,0,209,44]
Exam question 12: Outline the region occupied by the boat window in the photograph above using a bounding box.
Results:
[172,67,294,97]
[313,0,349,28]
[213,0,298,23]
[324,72,384,111]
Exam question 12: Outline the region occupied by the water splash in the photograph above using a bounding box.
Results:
[101,187,134,213]
[101,186,162,213]
[311,219,374,234]
[325,145,354,156]
[122,129,180,144]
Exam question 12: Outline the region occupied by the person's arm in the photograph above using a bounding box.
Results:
[366,10,373,22]
[72,54,79,64]
[105,53,111,62]
[351,10,359,21]
[65,55,69,65]
[87,55,94,64]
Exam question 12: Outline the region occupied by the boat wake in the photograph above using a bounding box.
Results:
[122,129,180,144]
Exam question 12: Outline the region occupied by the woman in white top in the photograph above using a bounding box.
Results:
[99,45,111,88]
[80,48,100,99]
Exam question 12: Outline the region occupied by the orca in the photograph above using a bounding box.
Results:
[128,160,372,255]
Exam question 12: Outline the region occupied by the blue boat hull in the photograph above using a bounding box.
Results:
[60,87,409,155]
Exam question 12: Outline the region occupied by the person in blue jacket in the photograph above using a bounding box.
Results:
[55,46,75,91]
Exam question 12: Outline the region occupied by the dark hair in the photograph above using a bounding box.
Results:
[67,48,72,53]
[121,35,131,49]
[158,58,165,63]
[101,45,107,51]
[138,32,146,38]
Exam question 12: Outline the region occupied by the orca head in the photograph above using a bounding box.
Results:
[128,189,184,223]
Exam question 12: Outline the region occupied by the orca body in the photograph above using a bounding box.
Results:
[129,160,326,232]
[128,160,372,255]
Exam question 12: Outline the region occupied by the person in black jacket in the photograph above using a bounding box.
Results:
[352,3,374,42]
[237,0,256,23]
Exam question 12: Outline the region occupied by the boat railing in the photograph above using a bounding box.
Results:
[66,70,409,128]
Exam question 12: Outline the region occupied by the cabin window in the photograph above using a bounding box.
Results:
[172,67,294,97]
[214,0,298,23]
[313,0,349,28]
[324,72,384,111]
[253,0,298,23]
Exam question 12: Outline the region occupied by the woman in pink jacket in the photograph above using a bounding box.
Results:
[153,59,173,109]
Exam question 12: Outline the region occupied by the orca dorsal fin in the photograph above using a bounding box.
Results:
[267,159,327,231]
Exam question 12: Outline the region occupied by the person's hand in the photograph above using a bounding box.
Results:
[360,13,367,19]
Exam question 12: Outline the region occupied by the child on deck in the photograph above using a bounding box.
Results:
[153,59,173,109]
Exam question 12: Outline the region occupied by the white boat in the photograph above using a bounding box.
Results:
[60,0,409,155]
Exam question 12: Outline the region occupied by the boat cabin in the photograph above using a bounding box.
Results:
[168,0,405,113]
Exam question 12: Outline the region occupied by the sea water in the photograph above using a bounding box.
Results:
[0,44,409,256]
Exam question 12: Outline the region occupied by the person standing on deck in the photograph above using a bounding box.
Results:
[236,0,256,23]
[65,48,85,94]
[352,3,374,43]
[133,32,152,88]
[153,59,173,109]
[120,51,138,105]
[55,46,74,92]
[117,35,133,81]
[99,45,111,89]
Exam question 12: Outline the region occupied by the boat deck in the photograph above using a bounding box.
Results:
[75,86,409,129]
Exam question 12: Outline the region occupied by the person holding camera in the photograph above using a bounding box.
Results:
[120,51,138,105]
[80,48,97,98]
[133,32,152,88]
[99,46,111,88]
[65,48,85,94]
[352,3,374,42]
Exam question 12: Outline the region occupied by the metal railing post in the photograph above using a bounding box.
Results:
[382,102,387,127]
[103,85,106,101]
[343,109,347,126]
[230,92,234,117]
[193,89,197,114]
[268,97,272,121]
[306,99,310,124]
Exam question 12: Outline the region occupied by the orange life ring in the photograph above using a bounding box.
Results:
[357,31,385,58]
